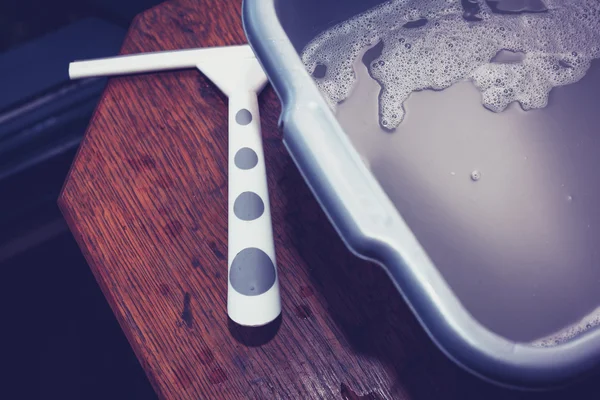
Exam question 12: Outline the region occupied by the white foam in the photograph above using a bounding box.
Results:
[532,306,600,347]
[301,0,600,129]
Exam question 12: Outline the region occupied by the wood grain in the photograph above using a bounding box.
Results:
[59,0,600,398]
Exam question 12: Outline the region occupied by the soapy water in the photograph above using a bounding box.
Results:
[302,0,600,346]
[301,0,600,129]
[533,306,600,347]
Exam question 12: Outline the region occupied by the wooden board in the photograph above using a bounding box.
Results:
[59,0,600,398]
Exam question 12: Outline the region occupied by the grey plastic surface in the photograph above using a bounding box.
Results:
[243,0,600,389]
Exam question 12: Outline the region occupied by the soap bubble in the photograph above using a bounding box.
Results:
[301,0,600,129]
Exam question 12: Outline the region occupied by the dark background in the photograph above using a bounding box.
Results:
[1,0,161,398]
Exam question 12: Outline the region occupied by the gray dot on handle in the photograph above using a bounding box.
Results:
[235,109,253,125]
[234,148,258,170]
[229,248,276,296]
[234,192,264,221]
